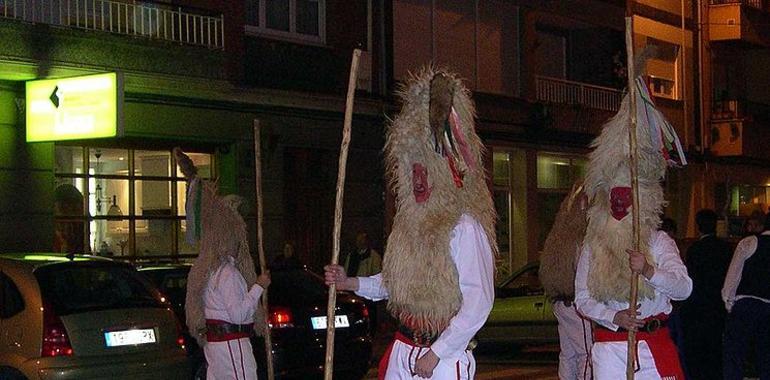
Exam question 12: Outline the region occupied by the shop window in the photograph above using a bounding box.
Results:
[536,153,586,250]
[245,0,325,44]
[54,146,213,258]
[646,37,680,100]
[492,149,528,283]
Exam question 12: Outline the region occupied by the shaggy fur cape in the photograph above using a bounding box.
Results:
[176,149,264,346]
[583,92,666,303]
[382,68,497,338]
[539,184,587,300]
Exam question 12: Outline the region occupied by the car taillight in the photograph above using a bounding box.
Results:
[172,313,186,350]
[41,303,73,357]
[269,307,294,329]
[361,304,370,319]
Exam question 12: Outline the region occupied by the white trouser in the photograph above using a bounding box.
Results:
[204,337,258,380]
[592,341,663,380]
[553,301,593,380]
[382,339,475,379]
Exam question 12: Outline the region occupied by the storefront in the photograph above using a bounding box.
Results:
[490,146,587,280]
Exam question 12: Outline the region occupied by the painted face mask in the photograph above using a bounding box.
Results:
[412,163,432,203]
[610,186,632,221]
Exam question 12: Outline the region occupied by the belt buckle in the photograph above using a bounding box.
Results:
[644,318,661,333]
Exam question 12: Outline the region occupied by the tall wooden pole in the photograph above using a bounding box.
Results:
[253,120,275,380]
[624,17,642,380]
[324,48,363,380]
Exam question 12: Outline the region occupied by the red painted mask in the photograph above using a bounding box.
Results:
[610,186,632,221]
[412,163,432,203]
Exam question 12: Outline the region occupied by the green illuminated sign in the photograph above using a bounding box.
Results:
[26,72,123,142]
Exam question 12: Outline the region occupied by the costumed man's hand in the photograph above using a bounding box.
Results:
[414,349,439,378]
[323,264,358,291]
[613,307,644,331]
[256,271,271,289]
[626,249,655,279]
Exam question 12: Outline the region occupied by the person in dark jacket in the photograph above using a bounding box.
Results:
[722,212,770,380]
[680,209,732,380]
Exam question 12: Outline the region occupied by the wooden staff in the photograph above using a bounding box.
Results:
[253,120,275,380]
[324,48,363,380]
[624,17,642,380]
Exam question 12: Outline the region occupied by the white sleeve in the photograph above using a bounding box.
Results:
[722,236,756,311]
[575,246,620,330]
[355,273,389,301]
[216,264,263,323]
[430,217,495,360]
[646,232,692,300]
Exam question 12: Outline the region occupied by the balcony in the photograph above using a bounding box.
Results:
[710,100,770,158]
[0,0,224,49]
[709,0,770,47]
[535,76,622,112]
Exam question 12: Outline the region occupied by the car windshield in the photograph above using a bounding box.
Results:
[35,262,164,315]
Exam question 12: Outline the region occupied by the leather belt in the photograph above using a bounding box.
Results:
[205,319,254,342]
[597,315,668,334]
[397,325,477,350]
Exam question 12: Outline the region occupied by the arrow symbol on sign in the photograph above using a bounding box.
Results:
[50,86,61,108]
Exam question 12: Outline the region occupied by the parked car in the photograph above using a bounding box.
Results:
[0,253,190,380]
[137,263,373,379]
[476,262,558,347]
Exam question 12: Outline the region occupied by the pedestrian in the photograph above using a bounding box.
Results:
[272,241,302,270]
[679,209,731,380]
[722,211,770,380]
[575,85,692,379]
[745,210,764,236]
[176,148,271,380]
[538,183,593,380]
[325,70,496,379]
[343,232,382,277]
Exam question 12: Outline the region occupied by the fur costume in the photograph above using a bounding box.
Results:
[381,68,497,339]
[176,148,264,346]
[583,50,685,303]
[539,183,587,300]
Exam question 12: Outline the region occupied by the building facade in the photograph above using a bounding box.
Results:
[0,0,389,272]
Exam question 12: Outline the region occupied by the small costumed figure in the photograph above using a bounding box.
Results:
[324,68,497,379]
[177,148,271,380]
[538,183,593,380]
[574,60,692,379]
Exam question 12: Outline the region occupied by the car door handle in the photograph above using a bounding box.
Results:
[534,302,544,308]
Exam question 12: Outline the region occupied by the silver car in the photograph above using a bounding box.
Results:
[0,253,190,380]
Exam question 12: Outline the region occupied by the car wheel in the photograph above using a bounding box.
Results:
[0,367,27,380]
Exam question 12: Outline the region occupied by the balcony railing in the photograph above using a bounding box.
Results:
[535,76,622,112]
[0,0,224,49]
[710,0,765,11]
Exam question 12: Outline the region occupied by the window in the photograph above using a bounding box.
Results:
[536,153,586,250]
[646,37,680,100]
[245,0,326,44]
[0,272,25,319]
[492,149,528,282]
[54,146,214,258]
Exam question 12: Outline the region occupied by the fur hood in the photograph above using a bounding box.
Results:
[381,67,496,337]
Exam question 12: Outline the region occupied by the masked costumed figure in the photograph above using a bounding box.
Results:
[325,68,496,379]
[574,70,692,379]
[539,183,593,380]
[177,148,270,380]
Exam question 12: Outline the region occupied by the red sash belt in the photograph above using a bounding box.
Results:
[594,314,684,379]
[205,319,253,342]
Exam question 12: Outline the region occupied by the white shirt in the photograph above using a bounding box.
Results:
[356,214,495,361]
[721,231,770,312]
[575,230,692,330]
[204,256,264,324]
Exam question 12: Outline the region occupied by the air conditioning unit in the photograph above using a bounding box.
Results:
[711,121,743,156]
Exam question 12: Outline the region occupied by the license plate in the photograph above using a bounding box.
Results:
[104,328,156,347]
[310,315,350,330]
